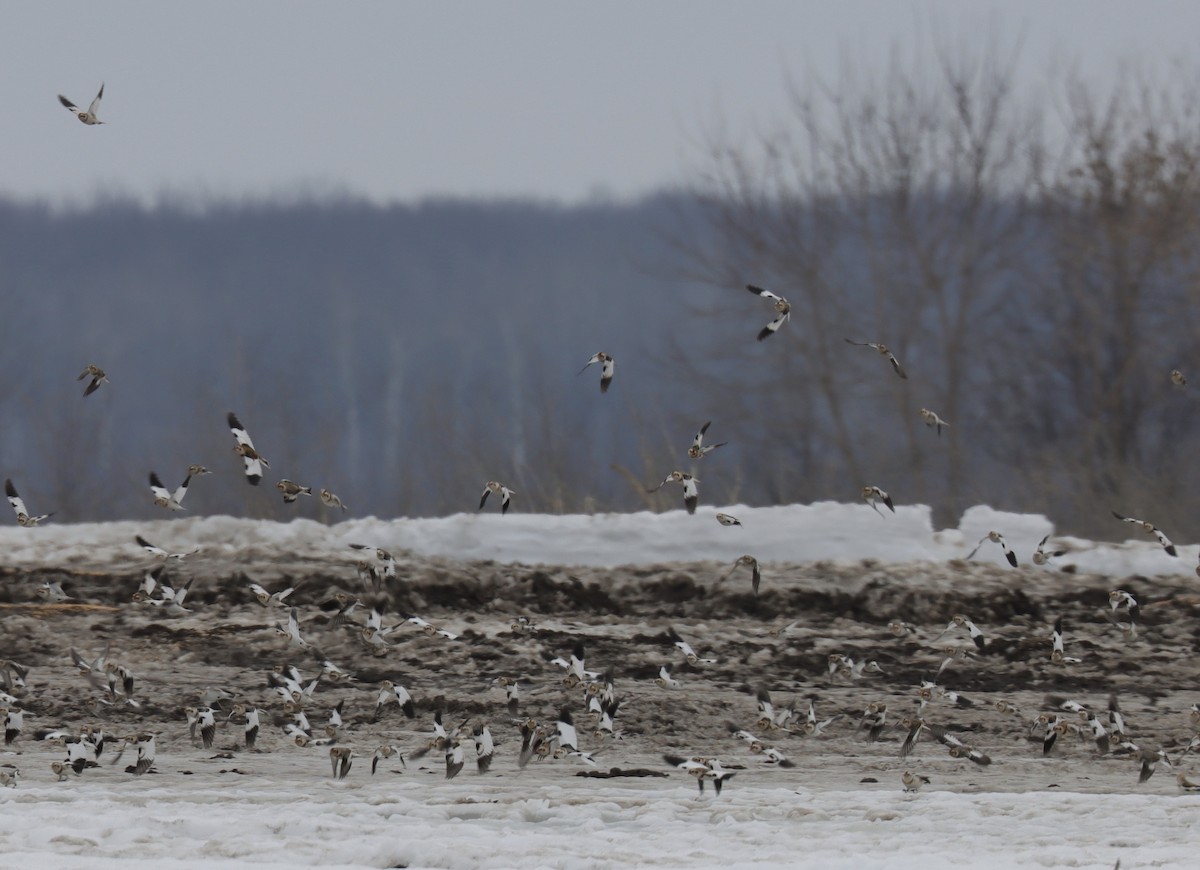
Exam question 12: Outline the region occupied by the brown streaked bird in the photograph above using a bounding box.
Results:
[844,338,907,379]
[578,352,615,393]
[276,479,312,504]
[745,284,790,341]
[77,364,109,397]
[862,485,895,517]
[58,84,105,124]
[1176,772,1200,792]
[5,479,53,527]
[688,421,728,459]
[966,530,1018,567]
[902,770,931,793]
[919,408,948,436]
[227,412,269,485]
[1111,511,1177,557]
[647,471,699,514]
[715,512,742,527]
[149,471,190,511]
[724,554,762,594]
[187,465,212,477]
[1171,369,1187,388]
[479,481,515,515]
[319,489,348,512]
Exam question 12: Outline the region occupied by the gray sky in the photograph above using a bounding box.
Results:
[5,1,1196,205]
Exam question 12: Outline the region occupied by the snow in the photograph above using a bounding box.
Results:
[1,501,1196,868]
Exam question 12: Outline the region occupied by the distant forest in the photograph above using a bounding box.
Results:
[4,48,1200,540]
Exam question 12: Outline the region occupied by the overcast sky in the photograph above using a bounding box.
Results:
[5,1,1197,206]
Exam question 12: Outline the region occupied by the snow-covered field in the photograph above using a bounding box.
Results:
[1,503,1197,869]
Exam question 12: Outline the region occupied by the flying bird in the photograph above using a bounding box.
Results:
[919,408,948,436]
[58,84,105,125]
[135,535,198,560]
[862,485,895,516]
[149,471,190,511]
[319,489,348,511]
[227,412,269,485]
[647,471,699,514]
[966,531,1018,567]
[1171,369,1187,388]
[77,365,109,397]
[5,479,53,527]
[724,554,762,594]
[688,422,728,459]
[745,285,790,341]
[1032,535,1067,566]
[844,339,907,379]
[715,512,742,527]
[578,352,615,393]
[276,480,312,504]
[1111,511,1177,557]
[479,481,515,515]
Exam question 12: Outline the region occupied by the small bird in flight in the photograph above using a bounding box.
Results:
[58,84,105,125]
[578,352,615,393]
[276,480,312,504]
[479,481,515,515]
[4,479,52,527]
[745,285,790,341]
[862,485,895,516]
[725,554,762,594]
[844,339,907,379]
[77,365,109,397]
[966,530,1018,567]
[647,471,699,514]
[319,489,348,512]
[919,408,948,436]
[227,412,269,485]
[149,471,190,511]
[1171,369,1187,388]
[688,421,728,459]
[1111,511,1177,557]
[715,512,742,527]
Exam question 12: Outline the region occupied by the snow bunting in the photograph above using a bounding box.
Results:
[647,471,699,514]
[688,421,728,459]
[330,746,353,780]
[479,481,515,515]
[724,554,762,594]
[77,364,109,397]
[274,607,310,649]
[319,489,348,511]
[941,615,987,651]
[919,408,948,435]
[135,534,198,560]
[247,581,293,608]
[373,680,416,720]
[715,512,742,527]
[578,352,615,393]
[276,479,312,503]
[5,479,52,526]
[1050,617,1082,664]
[371,744,403,774]
[745,284,790,341]
[667,627,717,665]
[227,412,269,485]
[187,465,212,477]
[862,485,895,516]
[149,471,189,511]
[473,723,494,773]
[902,770,930,792]
[1171,369,1187,388]
[1111,511,1177,557]
[1032,535,1067,566]
[844,338,908,379]
[58,84,105,124]
[966,530,1018,567]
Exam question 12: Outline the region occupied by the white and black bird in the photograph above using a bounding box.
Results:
[578,352,615,393]
[5,479,52,526]
[844,338,907,379]
[555,708,579,753]
[688,422,728,459]
[862,485,895,516]
[1112,511,1177,557]
[1171,369,1188,388]
[149,471,190,511]
[276,480,312,504]
[247,582,294,608]
[745,284,790,341]
[724,554,762,594]
[371,744,403,775]
[473,723,494,773]
[966,530,1019,567]
[1051,617,1082,664]
[663,754,736,795]
[479,481,515,515]
[667,627,717,666]
[77,364,109,397]
[348,544,397,586]
[941,615,987,652]
[319,489,348,512]
[902,770,931,793]
[919,408,948,436]
[330,746,353,780]
[654,664,681,690]
[715,512,742,527]
[373,680,416,721]
[274,607,310,649]
[135,534,198,560]
[227,412,269,485]
[58,84,105,125]
[1032,535,1068,566]
[647,471,699,514]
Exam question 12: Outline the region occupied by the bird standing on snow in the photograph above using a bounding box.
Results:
[77,364,109,397]
[58,84,105,125]
[578,352,615,393]
[745,285,790,341]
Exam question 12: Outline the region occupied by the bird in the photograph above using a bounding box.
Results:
[330,746,353,780]
[663,754,736,795]
[227,705,260,750]
[227,412,269,485]
[348,545,397,586]
[276,480,312,504]
[371,744,403,775]
[724,554,762,594]
[187,465,212,477]
[844,338,907,378]
[919,408,948,435]
[862,485,895,516]
[902,770,931,793]
[3,708,23,745]
[715,512,742,527]
[135,534,198,560]
[123,733,156,776]
[667,627,717,666]
[647,471,699,514]
[247,582,294,608]
[373,680,416,721]
[473,723,494,773]
[319,489,348,512]
[77,364,109,397]
[1111,511,1177,557]
[274,608,309,649]
[1050,617,1082,664]
[654,664,681,690]
[1032,535,1068,566]
[1176,772,1200,792]
[479,481,515,515]
[688,421,728,459]
[578,352,615,393]
[966,531,1018,567]
[194,707,217,749]
[58,84,105,125]
[149,471,190,511]
[888,620,917,637]
[5,479,53,526]
[1138,748,1171,784]
[1171,369,1188,388]
[941,615,987,652]
[745,285,790,341]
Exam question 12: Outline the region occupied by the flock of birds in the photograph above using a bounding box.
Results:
[1,87,1197,807]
